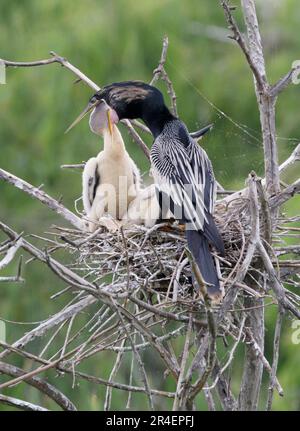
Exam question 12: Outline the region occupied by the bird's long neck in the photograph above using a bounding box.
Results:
[141,105,175,138]
[103,125,125,156]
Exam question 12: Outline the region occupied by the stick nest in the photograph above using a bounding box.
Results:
[54,196,250,301]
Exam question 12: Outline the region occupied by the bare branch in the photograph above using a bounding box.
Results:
[211,361,237,411]
[172,314,193,411]
[220,0,280,196]
[238,296,264,411]
[111,299,154,410]
[61,163,85,170]
[245,328,284,397]
[258,242,300,319]
[270,66,300,97]
[207,315,246,391]
[0,238,22,270]
[123,120,150,160]
[0,394,48,412]
[0,168,83,230]
[150,36,178,116]
[269,179,300,208]
[266,306,284,410]
[0,362,76,411]
[278,143,300,174]
[220,0,267,92]
[2,51,100,91]
[1,52,152,161]
[221,143,300,206]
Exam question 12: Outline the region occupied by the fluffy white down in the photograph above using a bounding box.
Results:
[124,183,160,228]
[82,125,141,232]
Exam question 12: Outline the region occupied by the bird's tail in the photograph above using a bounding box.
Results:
[186,230,223,302]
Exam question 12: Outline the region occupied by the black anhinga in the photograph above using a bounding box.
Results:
[67,81,225,300]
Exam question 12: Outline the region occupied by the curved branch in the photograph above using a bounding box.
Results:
[269,179,300,208]
[0,362,76,411]
[0,394,48,411]
[0,168,83,230]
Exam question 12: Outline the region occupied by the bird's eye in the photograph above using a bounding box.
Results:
[90,96,97,104]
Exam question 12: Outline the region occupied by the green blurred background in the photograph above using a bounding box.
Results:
[0,0,299,410]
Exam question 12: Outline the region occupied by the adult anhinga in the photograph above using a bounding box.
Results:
[67,81,224,300]
[71,100,141,232]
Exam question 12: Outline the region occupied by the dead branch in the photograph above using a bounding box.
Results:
[211,361,237,411]
[269,179,300,208]
[150,36,178,116]
[221,143,300,206]
[221,0,280,196]
[0,362,76,411]
[0,394,48,412]
[2,51,99,91]
[0,168,83,230]
[266,306,284,410]
[220,0,267,92]
[270,66,300,97]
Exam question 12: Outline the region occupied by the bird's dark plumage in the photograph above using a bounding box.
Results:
[92,81,173,137]
[93,81,224,300]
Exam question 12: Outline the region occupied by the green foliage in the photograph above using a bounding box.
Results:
[0,0,299,410]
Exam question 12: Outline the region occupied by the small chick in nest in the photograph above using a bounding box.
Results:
[82,100,142,232]
[67,97,165,231]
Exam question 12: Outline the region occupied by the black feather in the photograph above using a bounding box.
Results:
[190,123,214,139]
[203,213,225,256]
[186,230,221,297]
[92,170,100,203]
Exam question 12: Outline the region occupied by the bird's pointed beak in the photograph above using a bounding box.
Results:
[107,109,113,135]
[65,100,101,134]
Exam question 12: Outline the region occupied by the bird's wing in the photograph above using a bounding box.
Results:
[129,157,141,193]
[82,157,100,214]
[167,141,208,229]
[188,143,224,253]
[152,129,223,252]
[188,142,216,214]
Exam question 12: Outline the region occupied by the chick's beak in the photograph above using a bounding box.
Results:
[107,109,113,135]
[65,100,101,134]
